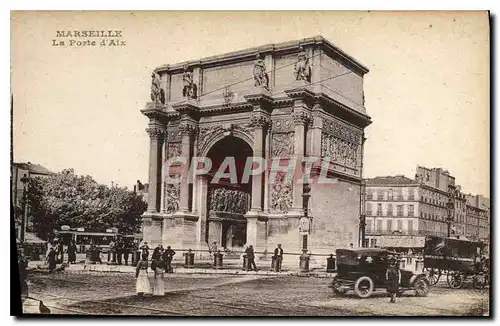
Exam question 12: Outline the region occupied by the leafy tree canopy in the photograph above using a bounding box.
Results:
[28,169,147,240]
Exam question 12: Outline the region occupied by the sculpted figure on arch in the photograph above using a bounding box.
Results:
[150,72,165,105]
[294,45,311,82]
[253,52,269,89]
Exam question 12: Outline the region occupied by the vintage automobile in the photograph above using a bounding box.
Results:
[329,248,430,298]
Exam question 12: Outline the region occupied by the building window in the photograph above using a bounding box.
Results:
[408,220,414,234]
[408,205,414,217]
[397,190,404,201]
[397,219,403,231]
[367,191,373,200]
[377,191,384,201]
[408,189,415,200]
[387,203,393,216]
[387,219,393,232]
[388,189,394,200]
[365,220,372,233]
[397,205,404,216]
[377,203,383,216]
[366,203,372,216]
[377,220,383,232]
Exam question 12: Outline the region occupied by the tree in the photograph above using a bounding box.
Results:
[28,169,147,240]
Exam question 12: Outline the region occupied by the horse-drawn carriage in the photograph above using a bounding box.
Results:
[423,236,489,289]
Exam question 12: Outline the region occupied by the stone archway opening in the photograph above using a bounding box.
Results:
[205,136,253,249]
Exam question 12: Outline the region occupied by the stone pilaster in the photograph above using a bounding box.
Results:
[244,89,273,215]
[284,88,314,216]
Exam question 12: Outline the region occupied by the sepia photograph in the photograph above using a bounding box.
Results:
[10,10,491,317]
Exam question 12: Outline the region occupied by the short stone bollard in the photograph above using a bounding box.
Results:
[214,251,223,269]
[242,254,248,271]
[299,249,310,273]
[184,249,195,268]
[326,254,336,273]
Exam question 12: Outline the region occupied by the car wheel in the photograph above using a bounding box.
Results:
[354,276,374,298]
[414,276,430,297]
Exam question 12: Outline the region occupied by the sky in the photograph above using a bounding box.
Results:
[11,11,490,197]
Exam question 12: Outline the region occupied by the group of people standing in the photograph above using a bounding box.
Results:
[135,242,176,297]
[243,244,284,272]
[45,239,78,272]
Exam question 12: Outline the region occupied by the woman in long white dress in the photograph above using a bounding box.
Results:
[152,259,166,296]
[135,254,151,296]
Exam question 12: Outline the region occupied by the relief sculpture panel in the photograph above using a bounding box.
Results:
[166,142,182,159]
[208,187,249,215]
[321,134,359,169]
[270,172,293,214]
[271,132,294,158]
[165,180,180,213]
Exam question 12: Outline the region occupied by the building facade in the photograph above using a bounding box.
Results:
[141,36,372,255]
[11,162,53,239]
[365,166,490,248]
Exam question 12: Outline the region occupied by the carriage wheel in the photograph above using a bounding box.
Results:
[472,273,487,289]
[425,268,441,286]
[447,271,464,289]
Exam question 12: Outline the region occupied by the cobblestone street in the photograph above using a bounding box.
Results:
[23,271,489,316]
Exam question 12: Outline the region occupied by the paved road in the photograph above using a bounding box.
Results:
[23,272,489,316]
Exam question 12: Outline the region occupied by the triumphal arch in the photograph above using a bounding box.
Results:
[141,36,372,256]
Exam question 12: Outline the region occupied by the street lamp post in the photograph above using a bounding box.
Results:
[20,173,30,243]
[301,184,312,251]
[446,198,454,238]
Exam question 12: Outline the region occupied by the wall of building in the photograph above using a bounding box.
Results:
[309,178,360,253]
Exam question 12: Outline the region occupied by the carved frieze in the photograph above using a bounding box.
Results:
[167,129,182,143]
[271,132,294,158]
[166,142,182,159]
[270,172,293,214]
[208,187,249,215]
[271,118,294,133]
[165,181,180,213]
[321,134,359,169]
[179,123,198,137]
[322,119,362,144]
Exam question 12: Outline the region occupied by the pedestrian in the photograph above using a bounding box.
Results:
[57,241,64,263]
[123,240,131,266]
[245,245,257,271]
[135,254,152,297]
[47,247,57,273]
[140,241,150,259]
[152,244,163,261]
[274,244,284,272]
[386,256,401,303]
[209,241,218,258]
[116,239,123,265]
[152,258,166,296]
[67,240,77,264]
[162,246,176,273]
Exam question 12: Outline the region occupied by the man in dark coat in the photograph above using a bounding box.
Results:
[152,244,163,261]
[116,239,124,265]
[385,256,401,303]
[140,241,150,259]
[274,244,284,272]
[162,246,176,273]
[245,245,257,271]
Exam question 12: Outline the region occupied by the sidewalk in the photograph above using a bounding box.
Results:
[63,263,335,277]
